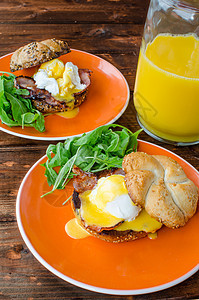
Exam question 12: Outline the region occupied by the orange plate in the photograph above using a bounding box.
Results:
[0,50,129,140]
[16,141,199,295]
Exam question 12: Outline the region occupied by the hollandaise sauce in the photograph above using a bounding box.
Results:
[115,209,162,233]
[147,232,158,240]
[56,107,79,119]
[65,218,90,239]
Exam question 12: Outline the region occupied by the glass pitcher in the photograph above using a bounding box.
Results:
[134,0,199,146]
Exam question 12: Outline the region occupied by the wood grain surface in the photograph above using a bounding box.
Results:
[0,0,198,299]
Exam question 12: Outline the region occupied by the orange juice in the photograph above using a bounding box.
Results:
[134,34,199,143]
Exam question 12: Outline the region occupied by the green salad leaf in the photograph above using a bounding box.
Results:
[0,72,45,132]
[42,124,142,197]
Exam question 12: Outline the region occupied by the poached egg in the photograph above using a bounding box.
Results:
[79,174,162,232]
[33,59,86,106]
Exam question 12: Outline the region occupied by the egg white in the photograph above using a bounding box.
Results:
[83,175,141,221]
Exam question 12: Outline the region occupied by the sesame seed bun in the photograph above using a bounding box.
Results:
[10,38,70,72]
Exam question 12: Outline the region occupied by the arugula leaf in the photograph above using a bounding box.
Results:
[42,124,142,196]
[43,159,59,187]
[126,128,142,153]
[74,145,94,169]
[42,152,79,197]
[73,125,109,147]
[48,142,71,167]
[0,72,15,78]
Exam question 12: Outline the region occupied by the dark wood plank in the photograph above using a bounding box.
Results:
[0,0,149,24]
[0,23,142,56]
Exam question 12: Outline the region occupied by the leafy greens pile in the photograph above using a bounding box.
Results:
[0,72,45,132]
[42,124,142,197]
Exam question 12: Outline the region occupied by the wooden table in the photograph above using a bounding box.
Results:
[0,0,198,299]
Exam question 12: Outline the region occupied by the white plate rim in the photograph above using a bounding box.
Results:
[16,140,199,295]
[0,50,130,141]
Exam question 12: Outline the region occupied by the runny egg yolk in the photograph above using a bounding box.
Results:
[79,174,162,233]
[39,59,65,79]
[34,59,86,106]
[90,175,131,210]
[56,68,79,100]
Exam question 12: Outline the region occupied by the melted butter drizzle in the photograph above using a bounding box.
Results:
[65,218,90,239]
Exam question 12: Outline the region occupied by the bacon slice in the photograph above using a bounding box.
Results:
[72,166,125,193]
[72,165,98,193]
